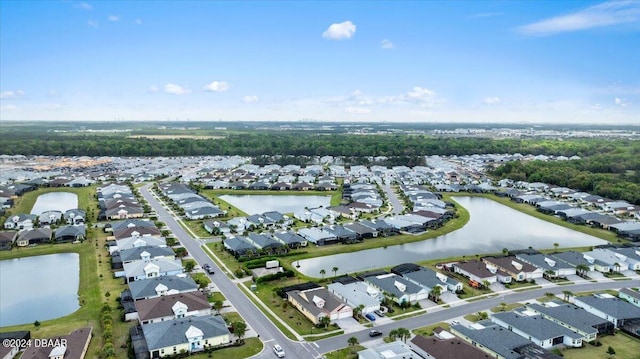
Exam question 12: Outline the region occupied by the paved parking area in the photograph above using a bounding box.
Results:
[335,317,365,334]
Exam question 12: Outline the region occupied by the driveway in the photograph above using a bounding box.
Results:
[335,318,364,334]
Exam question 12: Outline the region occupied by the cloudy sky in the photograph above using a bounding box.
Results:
[1,1,639,124]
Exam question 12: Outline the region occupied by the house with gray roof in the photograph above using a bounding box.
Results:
[581,248,629,272]
[286,287,352,325]
[112,236,167,255]
[109,219,157,232]
[64,209,86,225]
[619,288,640,308]
[343,222,378,239]
[548,251,596,272]
[324,225,358,244]
[515,253,576,278]
[363,273,428,305]
[357,340,416,359]
[54,225,86,243]
[491,309,584,348]
[223,236,257,257]
[4,213,36,230]
[297,227,338,246]
[114,226,162,240]
[526,301,613,340]
[185,205,224,220]
[359,219,396,236]
[246,233,284,252]
[451,323,562,359]
[38,210,63,225]
[125,275,199,301]
[132,291,211,324]
[399,266,462,293]
[599,246,640,270]
[202,220,231,235]
[574,293,640,328]
[16,228,52,246]
[142,316,231,358]
[271,231,307,248]
[112,245,176,269]
[122,259,183,284]
[0,231,17,250]
[327,281,381,314]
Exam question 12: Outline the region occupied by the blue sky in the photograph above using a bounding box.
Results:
[1,0,639,124]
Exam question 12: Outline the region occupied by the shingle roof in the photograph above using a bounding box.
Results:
[118,245,175,262]
[135,291,210,321]
[491,310,584,341]
[575,295,640,320]
[452,323,532,359]
[128,276,199,300]
[526,301,605,334]
[142,316,230,351]
[410,332,490,359]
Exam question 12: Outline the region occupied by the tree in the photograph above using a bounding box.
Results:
[332,266,339,277]
[482,280,491,289]
[184,260,196,273]
[576,264,589,278]
[553,242,559,252]
[396,327,411,343]
[607,345,616,358]
[388,329,399,341]
[500,302,507,312]
[477,311,488,320]
[353,304,364,319]
[430,286,443,303]
[562,290,574,302]
[502,248,509,256]
[319,315,331,329]
[213,300,224,315]
[347,336,359,353]
[319,269,326,279]
[231,321,247,344]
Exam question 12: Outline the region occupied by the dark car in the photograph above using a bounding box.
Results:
[369,330,383,337]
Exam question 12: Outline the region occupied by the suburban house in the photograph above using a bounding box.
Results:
[574,293,640,328]
[363,273,428,305]
[54,225,86,243]
[515,253,576,278]
[453,260,512,285]
[141,316,231,358]
[451,323,562,359]
[548,251,597,272]
[343,222,378,239]
[111,245,176,270]
[327,280,381,314]
[271,231,307,248]
[122,259,184,283]
[481,256,543,282]
[223,236,258,258]
[113,226,162,240]
[490,309,584,348]
[130,291,211,323]
[619,288,640,308]
[599,247,640,270]
[111,236,167,254]
[297,227,338,246]
[357,341,416,359]
[581,249,630,272]
[392,263,462,293]
[3,213,37,230]
[526,301,614,341]
[123,276,199,301]
[246,233,285,253]
[64,209,86,225]
[0,231,17,250]
[409,329,493,359]
[286,287,353,325]
[38,210,63,226]
[16,228,52,247]
[20,327,92,359]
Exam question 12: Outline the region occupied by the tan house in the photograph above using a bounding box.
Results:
[286,287,353,325]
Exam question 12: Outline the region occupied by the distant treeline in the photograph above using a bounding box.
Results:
[0,132,634,158]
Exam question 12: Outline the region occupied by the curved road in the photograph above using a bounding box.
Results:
[140,183,640,358]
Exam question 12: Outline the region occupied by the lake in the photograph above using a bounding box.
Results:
[219,194,331,215]
[296,196,608,276]
[30,192,79,215]
[0,253,80,327]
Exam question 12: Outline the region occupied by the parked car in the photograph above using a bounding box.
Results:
[203,264,215,274]
[273,344,285,358]
[374,309,385,317]
[365,313,376,321]
[369,329,383,337]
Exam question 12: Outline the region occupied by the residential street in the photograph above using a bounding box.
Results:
[140,183,640,358]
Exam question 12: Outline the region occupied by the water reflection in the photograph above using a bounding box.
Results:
[297,197,607,276]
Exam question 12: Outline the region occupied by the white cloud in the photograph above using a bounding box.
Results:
[204,81,230,92]
[87,20,98,28]
[518,0,640,36]
[163,83,190,95]
[75,2,92,10]
[614,97,629,107]
[322,20,356,40]
[242,95,259,104]
[148,85,159,93]
[1,104,19,112]
[484,96,501,105]
[0,90,24,99]
[135,18,143,25]
[345,106,371,114]
[108,15,120,22]
[380,39,395,49]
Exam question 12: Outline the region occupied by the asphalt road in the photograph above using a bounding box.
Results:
[380,182,403,215]
[140,183,640,358]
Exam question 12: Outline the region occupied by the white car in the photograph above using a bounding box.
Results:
[273,344,285,358]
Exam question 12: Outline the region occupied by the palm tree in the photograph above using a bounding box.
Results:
[576,264,589,278]
[500,302,507,312]
[347,336,359,353]
[396,327,411,343]
[231,321,247,344]
[482,280,491,289]
[388,329,399,341]
[332,266,339,277]
[502,247,509,256]
[430,286,443,303]
[319,315,331,329]
[319,269,326,279]
[213,300,224,315]
[553,242,559,253]
[613,262,621,273]
[562,290,574,302]
[352,304,364,320]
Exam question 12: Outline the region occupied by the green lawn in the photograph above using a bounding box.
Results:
[324,345,365,359]
[561,333,640,359]
[490,303,524,313]
[412,322,451,337]
[187,338,263,359]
